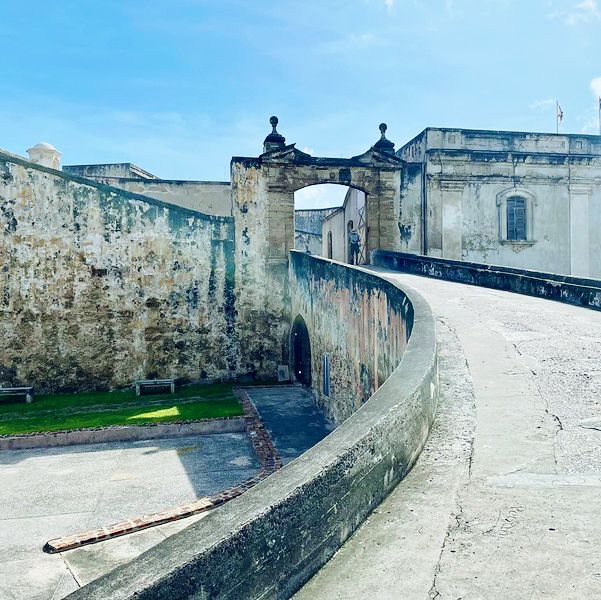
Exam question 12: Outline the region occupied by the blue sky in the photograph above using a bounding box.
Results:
[1,0,601,207]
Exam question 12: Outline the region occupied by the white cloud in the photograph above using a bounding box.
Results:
[591,77,601,97]
[384,0,395,9]
[555,0,601,25]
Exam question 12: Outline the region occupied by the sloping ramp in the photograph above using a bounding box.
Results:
[296,271,601,600]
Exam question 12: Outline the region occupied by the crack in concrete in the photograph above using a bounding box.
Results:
[427,318,476,600]
[429,493,468,600]
[510,341,563,468]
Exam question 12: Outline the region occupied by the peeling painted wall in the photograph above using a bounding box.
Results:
[289,251,411,423]
[396,128,601,276]
[0,154,237,391]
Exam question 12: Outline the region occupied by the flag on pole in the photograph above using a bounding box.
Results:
[556,101,564,133]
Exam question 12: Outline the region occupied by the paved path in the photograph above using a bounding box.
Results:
[0,433,258,600]
[243,386,335,464]
[296,272,601,600]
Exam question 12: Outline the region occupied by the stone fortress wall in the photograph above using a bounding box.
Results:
[290,251,410,422]
[69,252,438,600]
[64,163,233,217]
[294,207,336,255]
[0,152,238,391]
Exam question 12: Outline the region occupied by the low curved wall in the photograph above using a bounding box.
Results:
[289,251,413,423]
[373,250,601,310]
[68,254,438,600]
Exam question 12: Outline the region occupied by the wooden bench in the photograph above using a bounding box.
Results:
[135,379,175,396]
[0,387,34,403]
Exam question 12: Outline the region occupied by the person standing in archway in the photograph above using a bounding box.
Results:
[349,228,361,265]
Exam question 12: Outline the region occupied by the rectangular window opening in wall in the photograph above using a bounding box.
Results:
[322,353,331,397]
[507,197,527,241]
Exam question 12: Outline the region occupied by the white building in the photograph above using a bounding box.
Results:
[323,127,601,277]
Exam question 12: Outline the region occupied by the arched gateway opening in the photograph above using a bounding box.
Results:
[231,117,403,266]
[229,117,403,380]
[291,316,312,386]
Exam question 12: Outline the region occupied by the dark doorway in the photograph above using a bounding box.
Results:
[291,316,312,386]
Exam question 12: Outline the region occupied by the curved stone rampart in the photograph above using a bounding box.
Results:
[68,253,438,600]
[373,250,601,310]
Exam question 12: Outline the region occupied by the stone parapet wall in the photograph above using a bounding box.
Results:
[373,250,601,310]
[0,152,238,391]
[67,254,438,600]
[83,177,233,217]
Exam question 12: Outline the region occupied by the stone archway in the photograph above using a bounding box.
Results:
[290,315,312,386]
[230,117,404,381]
[232,118,403,266]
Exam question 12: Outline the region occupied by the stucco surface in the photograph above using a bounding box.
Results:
[0,154,237,390]
[296,271,601,599]
[91,179,232,217]
[395,128,601,276]
[290,252,411,423]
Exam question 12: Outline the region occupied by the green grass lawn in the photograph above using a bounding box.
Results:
[0,383,243,436]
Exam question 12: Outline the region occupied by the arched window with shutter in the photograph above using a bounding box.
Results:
[496,188,536,246]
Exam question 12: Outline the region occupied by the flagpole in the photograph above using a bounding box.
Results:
[598,97,601,136]
[556,100,559,134]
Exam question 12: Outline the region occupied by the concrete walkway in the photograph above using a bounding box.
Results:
[0,433,258,600]
[243,386,335,464]
[296,272,601,600]
[0,386,334,600]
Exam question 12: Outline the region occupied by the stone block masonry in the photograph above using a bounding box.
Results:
[0,152,239,391]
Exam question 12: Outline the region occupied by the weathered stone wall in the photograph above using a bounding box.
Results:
[396,128,601,277]
[64,163,158,180]
[0,153,237,391]
[230,151,402,381]
[294,230,321,255]
[294,208,336,236]
[69,253,438,600]
[289,251,410,423]
[84,178,232,217]
[373,250,601,311]
[294,208,335,256]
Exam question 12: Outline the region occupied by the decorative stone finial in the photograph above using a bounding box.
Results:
[27,142,62,170]
[263,116,286,153]
[373,122,395,154]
